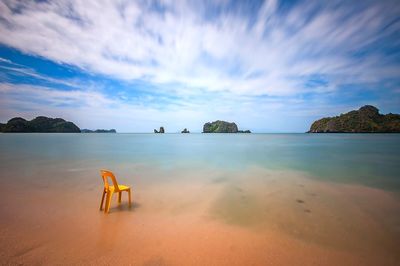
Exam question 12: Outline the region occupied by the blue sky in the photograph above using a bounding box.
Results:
[0,0,399,132]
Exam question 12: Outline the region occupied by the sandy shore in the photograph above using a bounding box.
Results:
[1,166,399,265]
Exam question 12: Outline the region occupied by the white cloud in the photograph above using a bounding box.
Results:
[0,0,399,97]
[0,63,85,89]
[0,57,12,64]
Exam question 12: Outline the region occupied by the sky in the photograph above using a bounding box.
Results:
[0,0,399,133]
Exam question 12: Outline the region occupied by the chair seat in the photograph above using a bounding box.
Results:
[108,185,130,192]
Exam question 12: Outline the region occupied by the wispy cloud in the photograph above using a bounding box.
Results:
[0,63,82,89]
[0,57,12,64]
[1,0,399,96]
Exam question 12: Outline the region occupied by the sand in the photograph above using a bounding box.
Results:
[0,166,399,265]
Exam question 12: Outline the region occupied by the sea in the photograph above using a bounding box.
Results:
[0,133,399,265]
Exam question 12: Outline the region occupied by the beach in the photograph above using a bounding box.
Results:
[0,133,399,265]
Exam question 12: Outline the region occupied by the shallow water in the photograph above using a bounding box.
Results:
[1,133,399,189]
[0,133,399,265]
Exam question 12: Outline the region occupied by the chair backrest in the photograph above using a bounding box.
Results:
[100,169,120,192]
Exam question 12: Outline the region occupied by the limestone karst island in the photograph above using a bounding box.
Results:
[308,105,400,133]
[0,116,115,133]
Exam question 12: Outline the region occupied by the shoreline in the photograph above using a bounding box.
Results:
[1,166,399,265]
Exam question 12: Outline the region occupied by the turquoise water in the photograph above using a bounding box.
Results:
[0,133,399,192]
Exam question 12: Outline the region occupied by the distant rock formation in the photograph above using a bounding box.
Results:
[203,120,238,133]
[308,105,400,133]
[81,129,116,133]
[0,123,5,132]
[0,116,81,133]
[154,127,165,133]
[181,128,190,133]
[203,120,251,133]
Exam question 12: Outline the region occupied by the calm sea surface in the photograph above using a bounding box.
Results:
[1,133,400,265]
[0,133,399,192]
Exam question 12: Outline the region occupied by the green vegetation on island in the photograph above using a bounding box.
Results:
[308,105,400,133]
[203,120,251,133]
[0,116,80,133]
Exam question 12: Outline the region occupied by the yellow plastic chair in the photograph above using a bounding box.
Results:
[100,170,132,213]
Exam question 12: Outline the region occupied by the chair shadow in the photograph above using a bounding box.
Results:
[108,201,141,213]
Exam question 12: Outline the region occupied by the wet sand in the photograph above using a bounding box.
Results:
[1,166,399,265]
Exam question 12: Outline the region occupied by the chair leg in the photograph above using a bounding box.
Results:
[104,191,110,213]
[105,191,113,213]
[100,189,106,211]
[128,189,132,207]
[118,192,122,203]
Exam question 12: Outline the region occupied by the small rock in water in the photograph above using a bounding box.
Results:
[296,199,305,204]
[154,126,165,133]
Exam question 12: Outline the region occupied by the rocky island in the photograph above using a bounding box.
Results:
[203,120,251,133]
[81,129,116,133]
[181,128,190,133]
[308,105,400,133]
[154,127,165,133]
[0,116,81,133]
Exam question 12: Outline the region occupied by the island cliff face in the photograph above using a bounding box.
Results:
[0,116,81,133]
[308,105,400,133]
